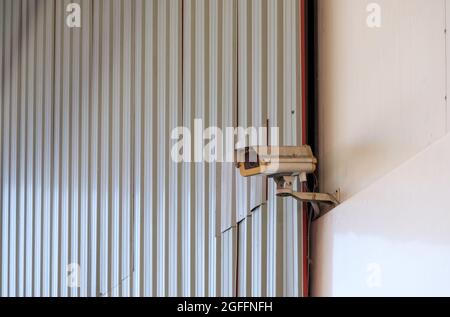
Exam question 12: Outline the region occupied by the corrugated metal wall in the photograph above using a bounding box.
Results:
[0,0,305,297]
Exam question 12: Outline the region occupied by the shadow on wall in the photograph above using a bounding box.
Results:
[312,134,450,296]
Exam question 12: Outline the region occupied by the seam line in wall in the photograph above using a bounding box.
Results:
[445,0,448,133]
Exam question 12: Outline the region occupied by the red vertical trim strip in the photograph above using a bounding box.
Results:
[300,0,309,297]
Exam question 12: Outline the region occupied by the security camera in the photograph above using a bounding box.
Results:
[235,145,339,216]
[235,145,317,178]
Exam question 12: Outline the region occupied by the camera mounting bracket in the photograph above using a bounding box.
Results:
[273,175,339,217]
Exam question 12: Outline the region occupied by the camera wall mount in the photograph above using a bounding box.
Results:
[274,174,339,217]
[235,146,340,217]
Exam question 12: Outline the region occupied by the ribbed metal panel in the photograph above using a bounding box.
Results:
[181,0,192,296]
[233,0,305,297]
[207,0,219,297]
[1,0,305,297]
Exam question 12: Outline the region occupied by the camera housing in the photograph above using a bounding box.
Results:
[235,145,318,178]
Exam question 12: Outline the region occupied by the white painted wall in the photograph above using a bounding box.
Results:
[318,0,447,200]
[313,0,450,296]
[312,134,450,296]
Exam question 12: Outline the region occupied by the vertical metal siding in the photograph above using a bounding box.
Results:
[98,0,110,296]
[89,0,99,296]
[194,0,206,297]
[9,0,19,297]
[42,0,54,297]
[207,0,219,297]
[0,0,305,297]
[132,0,142,297]
[181,0,192,297]
[236,0,247,225]
[233,0,305,297]
[142,0,153,297]
[0,0,4,297]
[250,0,264,211]
[26,0,36,297]
[17,0,27,297]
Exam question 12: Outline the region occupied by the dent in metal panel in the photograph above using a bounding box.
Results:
[220,228,236,296]
[237,218,250,297]
[250,204,271,297]
[220,230,228,296]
